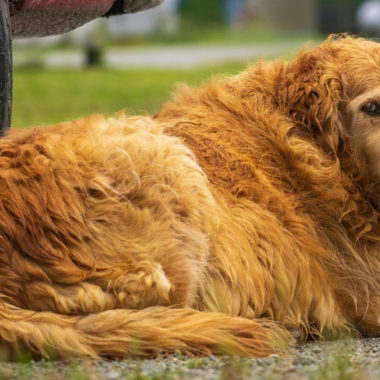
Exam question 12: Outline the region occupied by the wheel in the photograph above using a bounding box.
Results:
[0,0,12,135]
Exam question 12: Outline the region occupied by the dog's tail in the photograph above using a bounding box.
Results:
[0,301,294,359]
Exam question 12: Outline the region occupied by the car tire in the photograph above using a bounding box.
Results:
[0,0,12,135]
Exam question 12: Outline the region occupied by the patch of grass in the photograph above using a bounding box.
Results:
[219,357,252,380]
[125,362,147,380]
[186,357,209,369]
[64,361,91,380]
[15,362,35,380]
[123,360,186,380]
[309,342,371,380]
[13,39,313,129]
[12,63,246,128]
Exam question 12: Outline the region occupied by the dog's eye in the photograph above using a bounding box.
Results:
[361,101,380,116]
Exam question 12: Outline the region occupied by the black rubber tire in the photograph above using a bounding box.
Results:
[0,0,11,135]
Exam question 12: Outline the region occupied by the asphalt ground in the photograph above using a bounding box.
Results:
[13,40,307,69]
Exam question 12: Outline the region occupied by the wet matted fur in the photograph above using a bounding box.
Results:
[0,36,378,359]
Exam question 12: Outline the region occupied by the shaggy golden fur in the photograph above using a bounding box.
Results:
[0,35,378,359]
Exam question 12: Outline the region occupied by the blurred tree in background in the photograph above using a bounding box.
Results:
[179,0,224,27]
[178,0,248,28]
[177,0,370,35]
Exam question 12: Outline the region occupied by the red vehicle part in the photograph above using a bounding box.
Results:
[10,0,115,38]
[10,0,164,38]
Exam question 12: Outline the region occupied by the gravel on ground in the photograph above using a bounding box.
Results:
[0,338,378,379]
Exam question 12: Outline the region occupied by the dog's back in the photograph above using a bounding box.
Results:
[0,36,378,359]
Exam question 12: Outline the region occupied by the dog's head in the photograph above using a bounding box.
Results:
[284,36,380,185]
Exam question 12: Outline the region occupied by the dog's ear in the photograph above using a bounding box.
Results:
[283,44,344,155]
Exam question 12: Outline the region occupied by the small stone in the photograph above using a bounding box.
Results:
[297,357,314,366]
[107,370,120,379]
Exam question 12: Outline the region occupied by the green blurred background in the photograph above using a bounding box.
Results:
[12,0,377,128]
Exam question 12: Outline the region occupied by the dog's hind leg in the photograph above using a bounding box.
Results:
[22,260,173,314]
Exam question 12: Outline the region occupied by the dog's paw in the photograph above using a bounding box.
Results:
[112,262,172,309]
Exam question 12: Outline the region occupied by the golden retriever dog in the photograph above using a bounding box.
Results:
[0,35,378,359]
